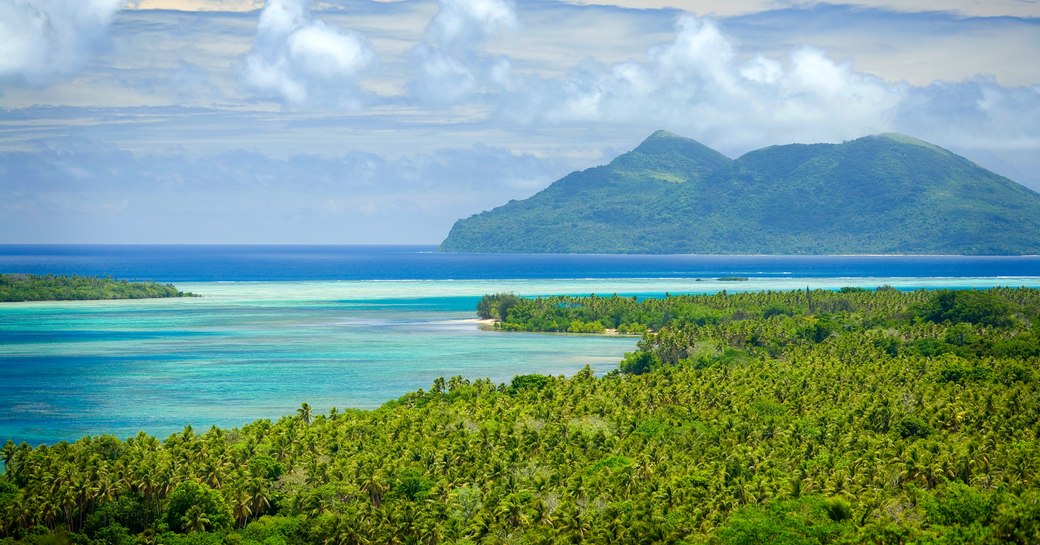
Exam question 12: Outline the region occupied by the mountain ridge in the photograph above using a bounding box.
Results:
[440,131,1040,255]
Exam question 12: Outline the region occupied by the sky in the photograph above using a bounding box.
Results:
[1,0,1039,244]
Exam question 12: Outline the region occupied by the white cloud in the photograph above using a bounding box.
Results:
[427,0,518,49]
[0,0,123,85]
[242,0,375,107]
[515,15,903,150]
[895,78,1040,150]
[411,47,479,104]
[409,0,517,105]
[722,5,1040,87]
[653,15,735,85]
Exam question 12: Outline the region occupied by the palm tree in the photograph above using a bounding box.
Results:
[181,504,211,533]
[496,493,530,528]
[334,512,369,545]
[298,403,313,426]
[359,465,387,508]
[249,477,271,519]
[1,440,16,477]
[230,486,252,527]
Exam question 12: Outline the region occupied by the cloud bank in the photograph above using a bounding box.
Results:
[0,0,123,85]
[242,0,376,107]
[486,13,1040,161]
[504,15,905,149]
[0,141,565,243]
[2,1,1039,243]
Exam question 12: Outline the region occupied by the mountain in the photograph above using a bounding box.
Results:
[440,131,1040,255]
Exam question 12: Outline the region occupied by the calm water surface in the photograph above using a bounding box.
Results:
[2,244,1039,281]
[1,246,1038,445]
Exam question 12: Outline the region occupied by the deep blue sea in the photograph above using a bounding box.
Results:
[1,245,1038,446]
[2,244,1039,281]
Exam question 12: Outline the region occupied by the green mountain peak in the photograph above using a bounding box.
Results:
[608,129,732,182]
[441,131,1040,255]
[874,132,951,155]
[628,129,725,156]
[644,129,683,141]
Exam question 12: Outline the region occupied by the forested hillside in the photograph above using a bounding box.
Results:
[2,287,1039,544]
[440,131,1040,254]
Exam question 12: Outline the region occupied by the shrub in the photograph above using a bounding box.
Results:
[914,290,1015,327]
[895,416,932,440]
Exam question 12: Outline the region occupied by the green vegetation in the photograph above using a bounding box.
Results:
[476,292,521,322]
[0,274,195,302]
[440,131,1040,254]
[476,292,732,334]
[2,287,1040,544]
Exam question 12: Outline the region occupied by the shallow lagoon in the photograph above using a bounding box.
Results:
[3,274,1040,445]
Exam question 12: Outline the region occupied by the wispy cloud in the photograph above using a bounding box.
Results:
[559,1,1040,18]
[0,0,124,85]
[0,139,566,243]
[130,0,262,11]
[241,0,376,107]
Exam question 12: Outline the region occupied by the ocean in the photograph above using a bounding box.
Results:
[1,245,1038,445]
[2,244,1039,281]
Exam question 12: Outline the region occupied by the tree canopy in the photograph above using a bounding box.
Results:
[2,287,1039,544]
[0,274,194,302]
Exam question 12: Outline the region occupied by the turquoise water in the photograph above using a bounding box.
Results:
[3,276,1040,445]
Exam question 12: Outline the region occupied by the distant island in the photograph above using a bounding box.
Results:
[0,273,195,302]
[441,131,1040,255]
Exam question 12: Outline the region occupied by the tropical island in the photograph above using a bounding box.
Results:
[2,286,1038,544]
[0,274,195,302]
[440,131,1040,255]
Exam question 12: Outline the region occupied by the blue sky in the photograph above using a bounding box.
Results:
[1,0,1039,244]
